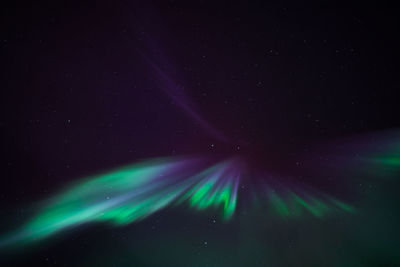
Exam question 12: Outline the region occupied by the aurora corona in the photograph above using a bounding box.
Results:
[0,154,359,249]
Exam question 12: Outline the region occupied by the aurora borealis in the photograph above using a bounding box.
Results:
[0,155,359,248]
[0,157,240,247]
[1,1,400,266]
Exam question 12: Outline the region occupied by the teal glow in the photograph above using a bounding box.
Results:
[268,190,354,219]
[0,156,355,249]
[0,157,241,248]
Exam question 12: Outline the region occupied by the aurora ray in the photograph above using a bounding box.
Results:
[0,153,358,250]
[0,156,241,248]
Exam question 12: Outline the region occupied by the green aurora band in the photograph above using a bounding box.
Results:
[0,156,355,249]
[0,157,239,248]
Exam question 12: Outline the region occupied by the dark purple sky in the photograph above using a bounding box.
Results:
[0,1,399,266]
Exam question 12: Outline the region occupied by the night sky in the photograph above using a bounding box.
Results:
[1,1,399,266]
